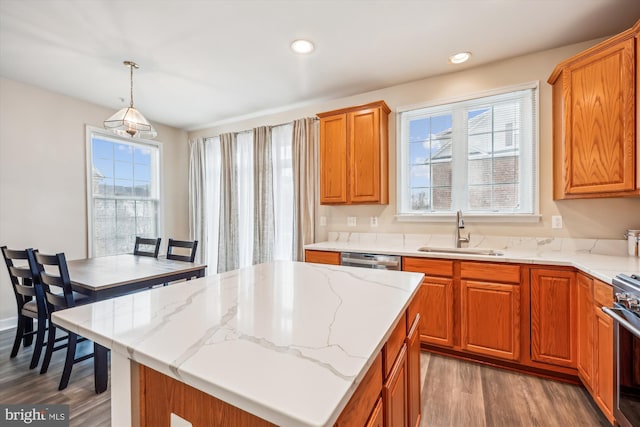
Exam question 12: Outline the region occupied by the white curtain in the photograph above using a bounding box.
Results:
[217,133,239,273]
[253,126,274,264]
[292,118,318,261]
[236,132,254,269]
[188,138,207,263]
[204,137,221,274]
[272,124,294,261]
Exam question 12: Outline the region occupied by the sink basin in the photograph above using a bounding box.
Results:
[417,246,504,256]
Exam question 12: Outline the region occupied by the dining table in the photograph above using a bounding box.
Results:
[61,254,207,393]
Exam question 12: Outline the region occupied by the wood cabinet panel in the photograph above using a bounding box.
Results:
[461,261,520,284]
[335,353,383,427]
[576,273,594,389]
[406,315,421,427]
[419,277,454,347]
[563,38,635,195]
[349,107,383,203]
[319,114,348,204]
[383,313,407,378]
[549,21,639,199]
[304,250,340,265]
[594,307,615,423]
[402,257,454,277]
[365,397,384,427]
[383,344,408,427]
[594,279,614,307]
[461,280,520,361]
[530,269,576,368]
[318,101,390,205]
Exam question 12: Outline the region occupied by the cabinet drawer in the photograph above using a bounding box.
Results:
[383,312,407,378]
[594,279,613,307]
[461,261,520,284]
[402,257,453,277]
[304,250,340,265]
[334,353,383,426]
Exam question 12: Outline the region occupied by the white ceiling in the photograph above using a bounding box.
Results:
[1,0,639,131]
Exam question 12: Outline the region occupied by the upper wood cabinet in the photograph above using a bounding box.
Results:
[548,20,640,199]
[317,101,390,205]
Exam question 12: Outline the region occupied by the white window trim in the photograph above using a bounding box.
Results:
[85,125,164,257]
[395,81,540,223]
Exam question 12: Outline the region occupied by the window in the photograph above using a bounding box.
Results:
[398,83,538,219]
[86,127,161,257]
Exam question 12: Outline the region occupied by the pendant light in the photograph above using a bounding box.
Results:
[104,60,157,139]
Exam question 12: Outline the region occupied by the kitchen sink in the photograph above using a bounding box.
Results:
[417,246,504,256]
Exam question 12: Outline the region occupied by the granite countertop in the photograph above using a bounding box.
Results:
[51,261,424,427]
[305,232,640,285]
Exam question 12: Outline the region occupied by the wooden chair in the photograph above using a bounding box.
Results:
[133,237,161,258]
[166,239,198,262]
[1,246,48,369]
[35,252,98,391]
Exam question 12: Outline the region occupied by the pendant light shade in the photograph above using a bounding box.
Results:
[104,61,157,139]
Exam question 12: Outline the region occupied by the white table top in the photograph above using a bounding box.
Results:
[52,261,424,427]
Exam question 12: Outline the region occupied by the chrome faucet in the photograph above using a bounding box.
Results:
[455,210,470,248]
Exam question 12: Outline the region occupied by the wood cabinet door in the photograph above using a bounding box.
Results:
[576,273,594,389]
[349,107,382,203]
[461,280,520,361]
[303,250,340,265]
[365,397,384,427]
[383,344,408,427]
[594,306,615,423]
[563,37,636,195]
[406,315,421,427]
[420,277,454,347]
[319,113,348,203]
[530,269,577,368]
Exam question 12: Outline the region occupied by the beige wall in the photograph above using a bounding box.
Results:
[0,77,189,325]
[190,38,640,243]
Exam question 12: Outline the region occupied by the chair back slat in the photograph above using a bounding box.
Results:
[134,237,161,258]
[1,246,46,315]
[34,252,75,312]
[166,239,198,263]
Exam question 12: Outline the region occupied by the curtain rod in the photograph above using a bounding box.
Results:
[210,117,319,137]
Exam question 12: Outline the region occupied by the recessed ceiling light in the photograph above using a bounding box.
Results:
[291,39,315,54]
[449,51,472,64]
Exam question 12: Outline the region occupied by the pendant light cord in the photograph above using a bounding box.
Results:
[129,63,134,108]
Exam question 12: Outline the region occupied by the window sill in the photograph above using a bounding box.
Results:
[395,213,542,224]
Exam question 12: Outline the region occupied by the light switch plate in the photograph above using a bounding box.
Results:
[347,216,357,227]
[551,215,563,229]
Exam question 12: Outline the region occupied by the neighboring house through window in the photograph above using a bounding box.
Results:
[86,126,161,257]
[397,83,538,220]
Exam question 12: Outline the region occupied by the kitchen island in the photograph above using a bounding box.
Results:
[51,261,424,427]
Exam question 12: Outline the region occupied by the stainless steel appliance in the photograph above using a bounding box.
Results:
[603,274,640,427]
[340,252,401,270]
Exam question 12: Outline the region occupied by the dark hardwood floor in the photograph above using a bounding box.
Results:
[0,328,609,426]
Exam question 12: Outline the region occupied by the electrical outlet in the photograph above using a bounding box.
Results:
[347,216,357,227]
[551,215,563,229]
[370,216,378,227]
[319,216,327,226]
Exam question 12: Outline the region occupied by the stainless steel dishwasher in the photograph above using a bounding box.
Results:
[340,252,401,270]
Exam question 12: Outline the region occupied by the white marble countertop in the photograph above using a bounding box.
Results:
[51,261,424,427]
[305,232,640,285]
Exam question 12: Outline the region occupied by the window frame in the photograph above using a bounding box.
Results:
[395,82,540,223]
[85,125,164,257]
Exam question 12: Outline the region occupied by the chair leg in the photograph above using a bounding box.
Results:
[23,317,34,346]
[29,319,47,369]
[10,315,26,358]
[40,324,57,374]
[59,333,77,391]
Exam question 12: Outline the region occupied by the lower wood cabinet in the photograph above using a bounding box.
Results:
[577,273,595,389]
[406,315,421,427]
[461,279,521,361]
[593,280,615,424]
[304,249,340,265]
[530,268,577,368]
[383,344,408,427]
[365,398,384,427]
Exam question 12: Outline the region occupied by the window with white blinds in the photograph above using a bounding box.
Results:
[397,83,538,220]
